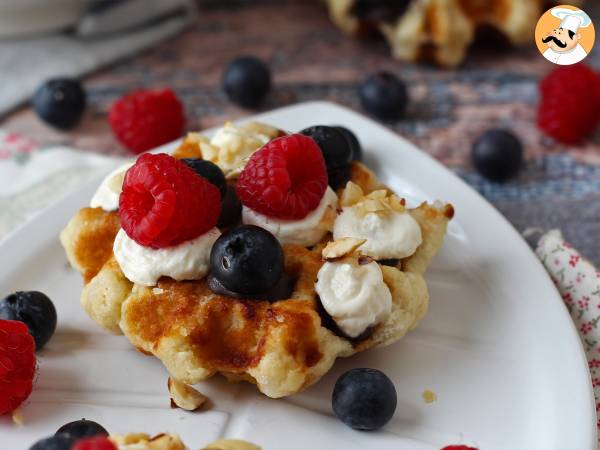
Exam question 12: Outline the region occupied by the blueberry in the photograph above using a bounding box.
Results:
[182,158,227,198]
[358,72,408,121]
[29,434,77,450]
[33,78,86,130]
[209,225,284,295]
[334,126,363,162]
[332,368,397,431]
[300,125,353,189]
[471,129,523,182]
[222,56,271,108]
[217,184,242,228]
[55,419,109,439]
[0,291,57,351]
[207,272,293,302]
[327,165,351,191]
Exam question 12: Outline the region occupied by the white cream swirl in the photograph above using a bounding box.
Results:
[90,161,134,211]
[316,259,392,337]
[333,207,422,259]
[242,187,338,247]
[204,122,270,172]
[113,228,220,286]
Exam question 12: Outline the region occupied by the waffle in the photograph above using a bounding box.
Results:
[110,433,260,450]
[61,155,452,398]
[326,0,547,66]
[110,433,187,450]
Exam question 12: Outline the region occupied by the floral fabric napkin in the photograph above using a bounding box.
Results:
[535,229,600,438]
[0,130,123,238]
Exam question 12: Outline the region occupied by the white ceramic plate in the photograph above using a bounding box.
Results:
[0,102,595,450]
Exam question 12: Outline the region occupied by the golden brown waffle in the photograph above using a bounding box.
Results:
[326,0,549,66]
[60,156,452,398]
[110,433,261,450]
[110,433,187,450]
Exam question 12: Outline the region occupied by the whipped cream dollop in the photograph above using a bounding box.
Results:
[90,161,134,211]
[333,207,422,259]
[113,228,220,286]
[316,259,392,337]
[203,122,270,172]
[242,187,338,247]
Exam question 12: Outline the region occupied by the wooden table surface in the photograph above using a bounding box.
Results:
[2,0,600,262]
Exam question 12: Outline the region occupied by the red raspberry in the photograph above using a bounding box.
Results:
[73,437,117,450]
[236,134,328,220]
[119,153,221,249]
[109,88,185,154]
[440,446,478,450]
[0,320,36,415]
[538,64,600,144]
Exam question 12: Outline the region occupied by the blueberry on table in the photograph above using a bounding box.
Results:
[182,158,227,198]
[222,56,271,108]
[29,434,77,450]
[332,368,397,431]
[33,78,86,130]
[358,72,408,121]
[334,126,363,162]
[209,225,284,296]
[0,291,57,351]
[217,184,242,229]
[471,129,523,182]
[300,125,353,189]
[55,419,109,439]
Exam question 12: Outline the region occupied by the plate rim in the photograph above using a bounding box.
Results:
[0,100,595,448]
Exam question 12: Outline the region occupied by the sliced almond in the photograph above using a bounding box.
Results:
[340,181,364,207]
[365,189,387,200]
[422,389,437,404]
[352,188,408,218]
[322,237,366,260]
[110,433,187,450]
[389,195,406,213]
[172,133,204,159]
[225,152,255,180]
[168,378,207,411]
[11,407,24,426]
[204,439,261,450]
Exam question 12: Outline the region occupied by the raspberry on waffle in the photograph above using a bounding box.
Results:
[236,134,329,220]
[119,153,221,249]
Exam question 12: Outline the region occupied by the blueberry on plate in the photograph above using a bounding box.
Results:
[300,125,353,189]
[0,291,57,351]
[358,72,408,121]
[33,78,86,130]
[471,129,523,182]
[55,419,109,439]
[222,56,271,108]
[209,225,284,296]
[332,368,397,431]
[29,434,77,450]
[182,158,227,198]
[217,184,242,228]
[334,126,362,162]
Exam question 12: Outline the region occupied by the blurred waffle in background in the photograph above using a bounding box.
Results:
[326,0,584,66]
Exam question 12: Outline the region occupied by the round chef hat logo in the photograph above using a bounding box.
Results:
[535,5,595,65]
